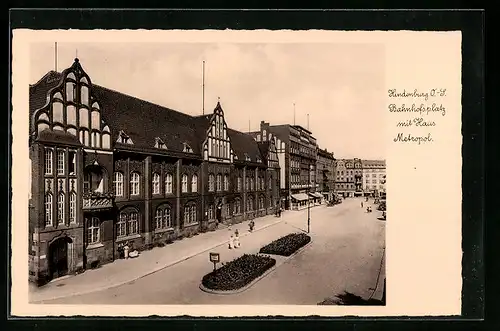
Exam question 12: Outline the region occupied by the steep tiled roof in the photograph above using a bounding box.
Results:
[30,66,265,163]
[227,128,264,164]
[37,129,82,147]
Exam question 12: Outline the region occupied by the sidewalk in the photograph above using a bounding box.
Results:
[29,214,285,303]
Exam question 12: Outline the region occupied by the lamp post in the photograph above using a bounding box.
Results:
[308,164,311,233]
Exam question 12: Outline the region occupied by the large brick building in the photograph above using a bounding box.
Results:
[28,58,281,285]
[250,122,321,210]
[316,148,335,201]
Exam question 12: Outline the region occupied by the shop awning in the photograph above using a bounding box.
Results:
[291,193,309,201]
[309,192,323,198]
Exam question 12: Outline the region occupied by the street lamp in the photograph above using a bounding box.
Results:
[308,164,312,233]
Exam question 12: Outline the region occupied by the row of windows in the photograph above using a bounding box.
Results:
[44,192,77,226]
[113,172,198,197]
[365,178,386,183]
[86,197,271,244]
[49,100,101,130]
[45,149,77,176]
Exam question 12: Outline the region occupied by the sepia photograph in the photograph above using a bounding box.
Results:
[26,41,386,306]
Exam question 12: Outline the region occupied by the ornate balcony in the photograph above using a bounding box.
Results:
[83,191,114,210]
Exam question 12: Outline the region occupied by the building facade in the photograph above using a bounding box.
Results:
[316,148,335,201]
[333,158,363,198]
[361,159,386,197]
[251,122,320,210]
[28,58,281,285]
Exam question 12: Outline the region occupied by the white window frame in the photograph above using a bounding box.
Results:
[114,172,124,196]
[216,174,222,192]
[191,174,198,193]
[130,172,140,196]
[57,150,65,175]
[224,174,229,191]
[45,149,53,175]
[182,174,188,193]
[117,213,127,237]
[129,212,139,235]
[57,192,65,224]
[152,173,160,195]
[165,174,173,194]
[69,192,77,223]
[87,217,100,244]
[45,193,53,226]
[209,174,215,192]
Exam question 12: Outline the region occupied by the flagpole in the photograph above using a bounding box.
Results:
[202,60,205,115]
[293,103,296,125]
[55,42,58,71]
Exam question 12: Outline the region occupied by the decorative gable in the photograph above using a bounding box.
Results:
[117,130,133,145]
[204,100,233,163]
[155,137,167,149]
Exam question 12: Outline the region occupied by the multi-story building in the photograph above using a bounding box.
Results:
[250,122,321,210]
[333,158,363,198]
[28,58,281,285]
[361,159,386,197]
[316,148,335,201]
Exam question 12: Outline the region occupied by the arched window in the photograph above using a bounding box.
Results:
[208,174,215,192]
[91,131,100,148]
[69,192,77,223]
[247,196,253,211]
[57,150,65,175]
[87,217,100,244]
[67,105,76,126]
[156,205,172,230]
[79,108,89,128]
[250,176,255,191]
[66,82,75,102]
[237,176,242,192]
[165,174,173,194]
[216,174,222,191]
[102,133,111,149]
[44,193,53,227]
[181,174,188,193]
[207,204,214,220]
[224,174,229,191]
[191,174,198,193]
[38,123,49,134]
[117,209,140,238]
[259,196,265,210]
[114,172,123,196]
[152,173,160,194]
[81,85,89,106]
[91,111,100,130]
[52,101,64,124]
[184,203,197,225]
[130,172,140,196]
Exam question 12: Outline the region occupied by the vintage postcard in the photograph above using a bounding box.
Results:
[11,29,462,317]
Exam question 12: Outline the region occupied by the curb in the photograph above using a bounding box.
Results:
[198,239,313,295]
[30,218,284,303]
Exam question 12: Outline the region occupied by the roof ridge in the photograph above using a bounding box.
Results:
[94,84,197,120]
[30,70,61,87]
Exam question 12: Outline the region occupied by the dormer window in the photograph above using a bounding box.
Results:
[155,137,167,149]
[183,143,193,153]
[117,130,133,145]
[256,156,262,163]
[244,153,251,162]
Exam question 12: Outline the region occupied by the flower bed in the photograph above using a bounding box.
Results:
[259,233,311,256]
[202,254,276,291]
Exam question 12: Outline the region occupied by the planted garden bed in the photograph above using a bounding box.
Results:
[259,232,311,256]
[202,254,276,291]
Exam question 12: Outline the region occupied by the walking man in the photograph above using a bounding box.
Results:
[361,201,364,208]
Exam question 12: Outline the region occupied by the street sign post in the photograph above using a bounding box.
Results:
[209,252,220,272]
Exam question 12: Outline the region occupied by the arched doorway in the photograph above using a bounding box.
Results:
[49,236,73,280]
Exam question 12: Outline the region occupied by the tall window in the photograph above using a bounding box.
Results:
[184,203,197,225]
[208,174,215,192]
[250,177,254,191]
[45,149,53,175]
[216,174,222,191]
[207,204,214,220]
[117,213,127,237]
[152,173,160,194]
[181,174,188,193]
[155,207,172,230]
[237,176,242,192]
[259,196,265,210]
[114,172,123,196]
[129,212,138,234]
[130,172,140,196]
[57,192,65,224]
[69,192,76,223]
[191,174,198,193]
[45,193,53,226]
[234,199,241,214]
[68,151,76,175]
[57,150,65,175]
[224,174,229,191]
[87,217,100,244]
[247,196,253,211]
[165,174,173,194]
[246,177,249,191]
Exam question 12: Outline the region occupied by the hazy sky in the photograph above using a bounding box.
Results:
[30,42,385,159]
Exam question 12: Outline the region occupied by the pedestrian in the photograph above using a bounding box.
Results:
[124,243,130,259]
[228,233,234,249]
[248,220,255,232]
[234,229,240,248]
[361,202,364,208]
